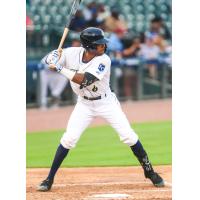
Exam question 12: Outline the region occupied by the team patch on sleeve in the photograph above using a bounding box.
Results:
[97,64,105,72]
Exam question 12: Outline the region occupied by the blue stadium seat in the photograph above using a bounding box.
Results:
[29,0,172,34]
[136,4,144,13]
[37,5,46,16]
[41,14,51,24]
[53,15,63,25]
[58,6,69,17]
[47,5,58,14]
[43,0,52,6]
[30,5,37,15]
[31,0,42,6]
[33,14,41,25]
[147,4,156,12]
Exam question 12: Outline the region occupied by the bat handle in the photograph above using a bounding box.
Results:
[57,27,69,58]
[58,27,69,49]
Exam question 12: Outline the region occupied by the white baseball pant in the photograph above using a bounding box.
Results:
[39,69,68,107]
[60,92,139,149]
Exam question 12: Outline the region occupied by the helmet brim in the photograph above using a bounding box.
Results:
[93,37,109,45]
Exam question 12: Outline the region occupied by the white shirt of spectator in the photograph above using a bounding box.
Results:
[58,47,112,98]
[140,44,160,60]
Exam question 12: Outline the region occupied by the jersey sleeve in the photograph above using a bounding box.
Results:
[40,55,47,65]
[39,54,50,69]
[85,56,111,80]
[58,47,82,69]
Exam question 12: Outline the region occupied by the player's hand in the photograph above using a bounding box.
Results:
[49,63,63,72]
[45,49,62,65]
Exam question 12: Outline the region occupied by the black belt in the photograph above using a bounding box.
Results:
[83,94,107,101]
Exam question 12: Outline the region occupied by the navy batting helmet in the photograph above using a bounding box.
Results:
[80,27,109,50]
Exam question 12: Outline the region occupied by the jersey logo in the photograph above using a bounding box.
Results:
[92,85,98,92]
[98,64,105,72]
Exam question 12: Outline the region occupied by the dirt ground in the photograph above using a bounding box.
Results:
[27,99,172,199]
[26,166,171,200]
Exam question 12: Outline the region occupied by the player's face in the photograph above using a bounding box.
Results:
[96,44,106,55]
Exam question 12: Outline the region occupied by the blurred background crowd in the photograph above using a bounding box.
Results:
[26,0,172,109]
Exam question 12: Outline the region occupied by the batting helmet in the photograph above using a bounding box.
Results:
[80,27,109,50]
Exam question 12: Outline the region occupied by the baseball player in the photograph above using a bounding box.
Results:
[38,27,164,191]
[39,60,68,109]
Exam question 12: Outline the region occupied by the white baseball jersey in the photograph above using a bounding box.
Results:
[58,47,112,98]
[56,47,139,150]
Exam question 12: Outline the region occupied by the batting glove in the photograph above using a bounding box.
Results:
[55,63,63,72]
[49,63,63,72]
[45,50,60,65]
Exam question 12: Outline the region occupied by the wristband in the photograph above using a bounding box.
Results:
[55,63,63,72]
[60,67,76,80]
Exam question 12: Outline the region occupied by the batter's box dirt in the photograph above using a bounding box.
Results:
[26,166,172,200]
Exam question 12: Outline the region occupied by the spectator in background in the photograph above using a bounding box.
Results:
[97,3,110,23]
[121,37,141,99]
[153,35,167,53]
[38,61,68,109]
[147,16,171,41]
[145,17,172,66]
[69,10,86,32]
[139,33,160,79]
[107,28,125,97]
[107,28,125,55]
[104,8,127,33]
[87,9,102,28]
[153,34,172,67]
[122,37,141,58]
[82,1,97,22]
[26,15,34,47]
[26,15,34,31]
[71,38,81,47]
[38,39,81,109]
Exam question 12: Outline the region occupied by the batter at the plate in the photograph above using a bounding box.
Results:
[38,27,164,191]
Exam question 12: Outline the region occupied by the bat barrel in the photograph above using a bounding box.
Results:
[58,0,82,49]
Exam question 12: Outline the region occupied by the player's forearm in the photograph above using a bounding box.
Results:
[49,62,84,85]
[60,67,84,84]
[71,73,85,84]
[123,45,137,56]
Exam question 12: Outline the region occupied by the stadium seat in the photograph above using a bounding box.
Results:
[28,0,172,34]
[30,5,37,15]
[41,14,51,25]
[58,6,69,17]
[31,0,42,6]
[53,15,63,25]
[136,4,144,13]
[33,15,41,25]
[48,5,58,14]
[42,24,50,31]
[147,4,156,12]
[43,0,52,6]
[37,6,46,17]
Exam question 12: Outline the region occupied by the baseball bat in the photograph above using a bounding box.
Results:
[58,0,82,53]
